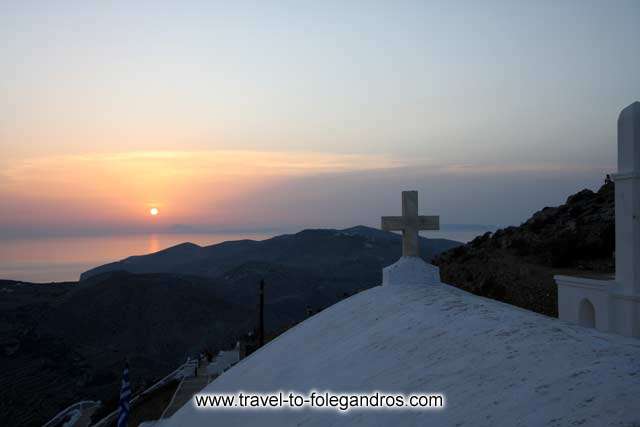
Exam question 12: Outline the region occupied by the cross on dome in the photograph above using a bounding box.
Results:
[381,191,439,257]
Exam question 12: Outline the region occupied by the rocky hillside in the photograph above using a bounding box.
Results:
[434,181,615,317]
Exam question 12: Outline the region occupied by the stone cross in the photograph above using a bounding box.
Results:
[381,191,439,257]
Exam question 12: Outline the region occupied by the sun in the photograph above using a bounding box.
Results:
[150,207,159,216]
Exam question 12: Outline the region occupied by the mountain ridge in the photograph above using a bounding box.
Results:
[80,225,460,281]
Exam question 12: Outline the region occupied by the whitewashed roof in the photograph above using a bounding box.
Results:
[163,280,640,426]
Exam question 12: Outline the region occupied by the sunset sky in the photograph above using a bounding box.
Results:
[1,1,639,237]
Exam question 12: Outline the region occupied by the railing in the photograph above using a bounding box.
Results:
[90,357,197,427]
[156,374,188,422]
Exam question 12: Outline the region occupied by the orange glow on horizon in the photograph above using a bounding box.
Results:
[0,150,404,229]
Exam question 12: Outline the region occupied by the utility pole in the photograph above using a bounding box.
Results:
[259,279,265,347]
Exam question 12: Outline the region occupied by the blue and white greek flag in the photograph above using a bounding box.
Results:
[117,361,132,427]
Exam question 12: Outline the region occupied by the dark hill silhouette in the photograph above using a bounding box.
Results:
[0,274,251,427]
[80,226,460,281]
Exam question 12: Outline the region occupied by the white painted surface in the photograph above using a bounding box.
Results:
[555,275,612,331]
[162,283,640,427]
[617,101,640,174]
[614,101,640,297]
[207,349,240,376]
[382,256,440,286]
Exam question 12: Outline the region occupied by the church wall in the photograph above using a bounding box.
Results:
[555,276,611,331]
[613,177,640,296]
[610,293,640,337]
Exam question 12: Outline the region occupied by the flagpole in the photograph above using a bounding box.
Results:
[117,359,131,427]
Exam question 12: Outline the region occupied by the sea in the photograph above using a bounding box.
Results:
[0,227,495,283]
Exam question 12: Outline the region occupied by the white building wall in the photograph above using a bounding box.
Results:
[610,293,640,337]
[555,276,611,331]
